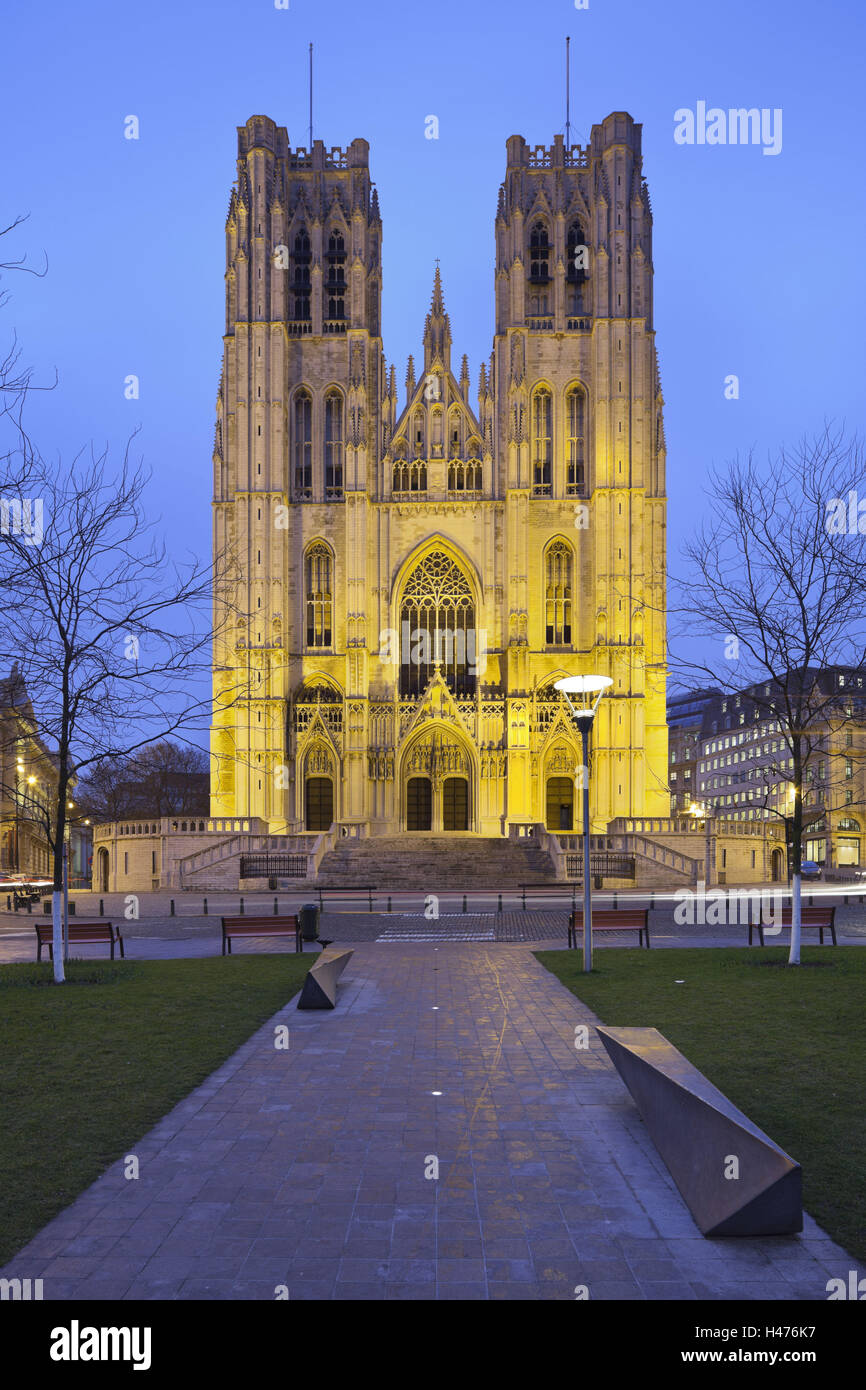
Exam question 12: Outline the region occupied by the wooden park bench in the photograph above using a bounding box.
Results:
[314,885,377,912]
[748,904,837,947]
[35,921,124,962]
[569,907,651,950]
[221,914,302,955]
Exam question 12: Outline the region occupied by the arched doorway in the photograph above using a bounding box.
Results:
[305,777,334,831]
[546,776,574,831]
[407,777,432,831]
[771,847,785,881]
[96,846,109,892]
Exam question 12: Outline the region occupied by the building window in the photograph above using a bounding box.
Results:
[324,391,344,497]
[532,387,552,495]
[545,541,572,646]
[393,446,427,495]
[293,390,312,498]
[291,228,311,321]
[565,386,586,495]
[325,231,346,321]
[529,221,550,282]
[399,550,475,697]
[305,542,333,648]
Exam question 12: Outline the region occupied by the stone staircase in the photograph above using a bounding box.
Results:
[312,835,558,889]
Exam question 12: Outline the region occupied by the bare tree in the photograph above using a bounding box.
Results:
[0,445,235,982]
[670,425,866,963]
[77,740,210,821]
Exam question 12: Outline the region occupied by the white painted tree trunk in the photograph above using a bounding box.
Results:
[788,872,802,965]
[51,890,66,983]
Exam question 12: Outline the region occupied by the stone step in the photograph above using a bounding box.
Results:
[314,835,558,887]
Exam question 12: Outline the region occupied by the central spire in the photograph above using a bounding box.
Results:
[423,263,452,374]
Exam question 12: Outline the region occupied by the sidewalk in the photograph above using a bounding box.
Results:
[0,940,856,1300]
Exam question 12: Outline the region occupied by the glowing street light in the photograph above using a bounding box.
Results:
[555,674,613,972]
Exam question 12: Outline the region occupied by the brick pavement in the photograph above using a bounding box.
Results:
[0,939,857,1300]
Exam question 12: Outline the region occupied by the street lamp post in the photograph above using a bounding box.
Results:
[689,801,711,885]
[555,675,613,972]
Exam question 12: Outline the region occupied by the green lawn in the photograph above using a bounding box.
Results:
[0,955,312,1266]
[535,946,866,1263]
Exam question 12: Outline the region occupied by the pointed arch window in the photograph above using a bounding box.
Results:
[566,386,586,496]
[545,541,573,646]
[532,387,552,495]
[305,542,333,648]
[325,390,344,498]
[567,222,588,283]
[566,220,589,315]
[326,231,346,321]
[294,390,313,499]
[529,221,550,282]
[413,410,426,458]
[399,550,476,697]
[291,229,311,321]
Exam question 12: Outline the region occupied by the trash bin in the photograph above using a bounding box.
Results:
[299,902,320,942]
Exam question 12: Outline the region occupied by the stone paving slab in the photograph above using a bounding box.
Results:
[1,939,858,1301]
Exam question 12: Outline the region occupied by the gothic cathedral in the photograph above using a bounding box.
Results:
[210,111,668,838]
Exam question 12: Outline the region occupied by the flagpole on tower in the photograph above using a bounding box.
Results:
[309,42,313,147]
[565,36,571,146]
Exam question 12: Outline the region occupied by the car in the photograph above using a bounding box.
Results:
[799,860,822,880]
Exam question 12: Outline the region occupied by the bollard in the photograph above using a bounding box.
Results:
[844,893,849,905]
[387,895,392,913]
[462,894,467,914]
[26,899,32,913]
[99,898,105,917]
[170,899,175,916]
[368,887,373,912]
[273,897,278,915]
[521,885,526,910]
[612,891,618,911]
[497,893,502,913]
[6,895,10,911]
[240,897,245,916]
[203,897,208,915]
[650,890,656,908]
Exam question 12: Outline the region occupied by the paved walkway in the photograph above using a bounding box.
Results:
[0,941,856,1300]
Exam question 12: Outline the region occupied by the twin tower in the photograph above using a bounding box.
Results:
[210,111,669,837]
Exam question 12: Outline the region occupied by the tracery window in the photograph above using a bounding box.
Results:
[326,231,346,321]
[532,387,552,495]
[529,221,550,282]
[566,386,586,495]
[325,390,344,497]
[293,390,312,498]
[305,542,332,648]
[399,551,476,697]
[292,229,311,321]
[545,541,573,645]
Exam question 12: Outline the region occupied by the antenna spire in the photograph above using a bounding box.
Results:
[309,43,313,147]
[565,36,571,146]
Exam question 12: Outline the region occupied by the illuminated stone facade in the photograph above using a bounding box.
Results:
[210,111,669,836]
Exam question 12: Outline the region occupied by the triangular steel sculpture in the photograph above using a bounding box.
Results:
[597,1026,802,1236]
[297,947,353,1010]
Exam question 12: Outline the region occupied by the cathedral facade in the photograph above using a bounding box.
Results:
[210,111,669,838]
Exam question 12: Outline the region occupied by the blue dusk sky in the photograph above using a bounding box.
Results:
[2,0,865,713]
